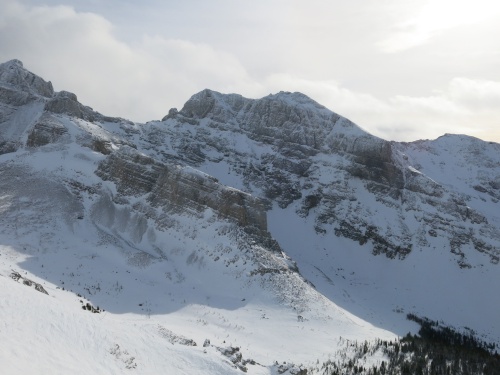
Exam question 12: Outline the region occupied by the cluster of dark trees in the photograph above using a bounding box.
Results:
[318,314,500,375]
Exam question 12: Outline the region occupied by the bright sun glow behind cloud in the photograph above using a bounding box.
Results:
[378,0,500,52]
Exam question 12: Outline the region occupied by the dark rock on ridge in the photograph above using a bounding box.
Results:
[26,112,68,147]
[45,90,97,121]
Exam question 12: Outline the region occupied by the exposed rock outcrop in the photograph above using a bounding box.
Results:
[96,147,268,233]
[164,90,401,208]
[10,270,49,295]
[45,90,97,121]
[26,113,68,147]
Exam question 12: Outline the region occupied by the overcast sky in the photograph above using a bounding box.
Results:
[1,0,500,142]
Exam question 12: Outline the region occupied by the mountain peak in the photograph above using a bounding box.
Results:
[0,58,54,99]
[178,88,337,123]
[176,88,248,120]
[3,58,24,68]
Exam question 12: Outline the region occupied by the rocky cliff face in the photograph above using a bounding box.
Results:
[96,146,268,234]
[142,89,499,267]
[160,90,399,209]
[44,90,97,121]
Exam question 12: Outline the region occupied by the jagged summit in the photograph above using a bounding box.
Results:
[0,59,54,98]
[177,88,345,127]
[168,87,379,156]
[1,58,24,68]
[181,89,330,113]
[174,88,249,120]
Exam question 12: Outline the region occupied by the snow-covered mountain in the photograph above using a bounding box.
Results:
[1,59,499,374]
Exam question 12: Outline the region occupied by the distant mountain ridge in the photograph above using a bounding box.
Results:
[1,59,499,374]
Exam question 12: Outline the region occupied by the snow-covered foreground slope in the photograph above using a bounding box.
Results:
[0,261,246,375]
[1,257,395,374]
[1,59,500,374]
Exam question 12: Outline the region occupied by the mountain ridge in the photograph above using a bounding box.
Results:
[1,59,499,374]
